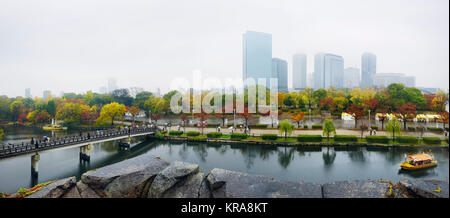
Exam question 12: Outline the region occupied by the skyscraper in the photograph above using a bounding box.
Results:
[272,58,288,92]
[292,53,307,90]
[361,52,376,87]
[108,78,118,93]
[25,88,31,98]
[243,31,272,89]
[343,67,360,88]
[43,90,51,101]
[314,53,344,89]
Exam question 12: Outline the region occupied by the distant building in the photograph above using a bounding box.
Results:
[292,53,307,90]
[272,58,288,92]
[99,87,107,94]
[108,78,118,93]
[243,30,272,89]
[417,87,441,94]
[361,53,376,87]
[373,73,416,87]
[307,73,314,88]
[25,88,31,98]
[43,90,51,101]
[343,67,360,88]
[314,53,344,89]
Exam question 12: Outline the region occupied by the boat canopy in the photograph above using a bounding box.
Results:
[406,154,433,161]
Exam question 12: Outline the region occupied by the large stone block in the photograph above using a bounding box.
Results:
[205,168,322,198]
[148,161,203,198]
[322,180,390,198]
[81,154,170,198]
[27,177,76,198]
[398,178,449,198]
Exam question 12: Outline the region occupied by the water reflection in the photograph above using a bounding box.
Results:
[0,127,448,193]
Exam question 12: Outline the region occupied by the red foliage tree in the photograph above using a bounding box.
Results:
[17,113,28,123]
[398,103,417,130]
[319,97,335,111]
[348,104,366,128]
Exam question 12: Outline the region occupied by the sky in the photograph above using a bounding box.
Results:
[0,0,448,97]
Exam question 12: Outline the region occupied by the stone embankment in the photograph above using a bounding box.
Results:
[26,154,448,198]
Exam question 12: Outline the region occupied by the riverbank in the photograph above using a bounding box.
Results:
[3,154,448,198]
[152,130,449,148]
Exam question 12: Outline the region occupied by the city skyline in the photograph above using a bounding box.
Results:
[0,0,448,97]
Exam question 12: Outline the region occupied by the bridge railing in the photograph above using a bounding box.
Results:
[0,126,158,158]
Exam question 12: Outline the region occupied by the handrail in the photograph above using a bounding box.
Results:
[0,127,158,158]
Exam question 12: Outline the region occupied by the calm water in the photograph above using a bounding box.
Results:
[0,126,448,193]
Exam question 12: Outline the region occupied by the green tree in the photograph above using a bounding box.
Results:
[133,91,153,109]
[83,91,95,106]
[46,100,57,117]
[278,119,294,139]
[386,117,402,141]
[322,119,336,140]
[55,102,82,127]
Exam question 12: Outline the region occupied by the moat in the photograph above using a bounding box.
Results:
[0,126,448,193]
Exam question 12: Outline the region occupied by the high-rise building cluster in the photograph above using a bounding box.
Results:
[242,30,416,91]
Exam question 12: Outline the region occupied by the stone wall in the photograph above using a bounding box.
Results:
[26,154,449,198]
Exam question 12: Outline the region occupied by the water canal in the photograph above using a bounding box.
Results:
[0,126,448,193]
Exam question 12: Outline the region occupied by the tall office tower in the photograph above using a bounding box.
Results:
[243,30,272,89]
[292,53,307,90]
[272,58,288,92]
[314,53,344,89]
[343,67,361,88]
[107,78,118,93]
[25,88,31,98]
[361,52,376,87]
[99,87,107,94]
[307,73,314,88]
[43,90,51,101]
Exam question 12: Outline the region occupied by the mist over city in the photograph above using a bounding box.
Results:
[0,0,448,98]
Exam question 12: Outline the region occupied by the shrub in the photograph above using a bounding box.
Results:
[261,134,278,140]
[168,130,183,136]
[396,136,418,144]
[281,108,289,112]
[230,133,248,140]
[371,126,378,131]
[154,132,165,139]
[334,135,357,142]
[422,137,441,145]
[366,136,389,143]
[303,125,308,129]
[186,131,200,137]
[207,123,220,127]
[312,124,322,130]
[249,124,269,129]
[428,127,443,132]
[407,127,416,131]
[160,130,168,134]
[297,135,322,142]
[206,132,222,138]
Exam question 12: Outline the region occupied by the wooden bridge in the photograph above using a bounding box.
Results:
[0,127,157,176]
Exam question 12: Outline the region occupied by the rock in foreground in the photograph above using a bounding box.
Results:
[322,180,390,198]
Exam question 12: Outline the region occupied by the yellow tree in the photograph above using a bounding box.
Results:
[291,112,305,128]
[96,102,126,126]
[278,92,287,108]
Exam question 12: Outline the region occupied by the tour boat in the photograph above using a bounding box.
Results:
[42,119,67,131]
[399,153,437,171]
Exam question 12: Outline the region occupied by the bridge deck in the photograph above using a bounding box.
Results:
[0,128,156,160]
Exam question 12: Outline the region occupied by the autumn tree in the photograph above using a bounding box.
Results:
[127,106,140,126]
[348,104,366,128]
[319,97,335,111]
[96,102,126,126]
[398,103,417,130]
[291,112,305,128]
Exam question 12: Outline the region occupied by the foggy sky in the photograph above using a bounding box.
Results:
[0,0,448,97]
